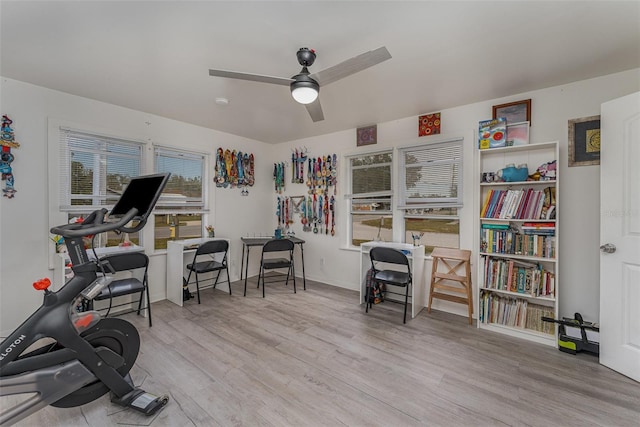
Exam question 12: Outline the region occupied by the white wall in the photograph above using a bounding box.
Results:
[0,77,273,335]
[274,69,640,321]
[1,69,638,335]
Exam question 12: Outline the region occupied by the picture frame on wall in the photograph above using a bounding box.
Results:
[356,125,377,146]
[492,99,531,125]
[505,121,530,146]
[568,115,600,167]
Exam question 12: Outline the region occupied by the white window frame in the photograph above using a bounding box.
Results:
[398,137,463,249]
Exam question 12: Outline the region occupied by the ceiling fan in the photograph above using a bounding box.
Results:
[208,46,391,122]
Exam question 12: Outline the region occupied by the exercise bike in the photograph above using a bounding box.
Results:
[0,173,171,426]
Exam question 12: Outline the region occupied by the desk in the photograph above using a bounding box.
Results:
[359,241,425,319]
[240,236,306,292]
[166,238,230,307]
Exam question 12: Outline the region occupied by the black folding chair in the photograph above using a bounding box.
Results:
[185,240,230,304]
[247,238,296,298]
[95,252,152,327]
[367,247,412,324]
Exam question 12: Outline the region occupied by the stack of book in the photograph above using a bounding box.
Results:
[480,292,555,334]
[480,223,556,258]
[481,256,555,297]
[480,187,555,220]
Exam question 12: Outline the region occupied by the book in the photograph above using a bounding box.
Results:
[478,118,507,149]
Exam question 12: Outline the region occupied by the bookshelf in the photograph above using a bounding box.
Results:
[477,141,559,346]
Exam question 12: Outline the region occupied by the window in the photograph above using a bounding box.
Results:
[399,139,462,251]
[347,151,393,246]
[58,128,143,246]
[154,146,206,250]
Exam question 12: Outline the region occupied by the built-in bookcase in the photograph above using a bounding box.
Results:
[477,141,559,346]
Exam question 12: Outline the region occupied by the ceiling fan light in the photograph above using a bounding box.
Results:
[291,86,318,104]
[290,74,319,105]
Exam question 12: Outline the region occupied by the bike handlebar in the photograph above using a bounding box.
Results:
[50,208,139,238]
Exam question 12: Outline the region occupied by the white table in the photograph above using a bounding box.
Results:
[166,238,231,307]
[359,241,426,319]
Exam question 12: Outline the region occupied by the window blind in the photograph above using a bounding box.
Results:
[399,139,463,209]
[154,147,205,210]
[59,128,142,212]
[345,151,393,199]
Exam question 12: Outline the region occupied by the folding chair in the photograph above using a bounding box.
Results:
[95,252,152,327]
[367,247,412,324]
[185,240,230,304]
[248,238,296,298]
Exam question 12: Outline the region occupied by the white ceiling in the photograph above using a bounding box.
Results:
[2,1,639,144]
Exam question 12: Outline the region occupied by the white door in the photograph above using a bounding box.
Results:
[600,91,640,382]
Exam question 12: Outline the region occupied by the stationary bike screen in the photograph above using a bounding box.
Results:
[109,172,170,222]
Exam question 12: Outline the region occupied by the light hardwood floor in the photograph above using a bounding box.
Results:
[9,278,640,426]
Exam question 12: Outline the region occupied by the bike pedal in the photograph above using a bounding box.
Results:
[129,391,169,416]
[112,388,169,416]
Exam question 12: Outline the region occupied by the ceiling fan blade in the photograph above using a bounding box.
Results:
[310,46,391,86]
[305,98,324,122]
[209,69,293,86]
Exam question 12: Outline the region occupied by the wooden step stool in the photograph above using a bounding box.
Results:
[427,247,473,325]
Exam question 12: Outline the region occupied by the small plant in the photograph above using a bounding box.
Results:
[205,225,215,237]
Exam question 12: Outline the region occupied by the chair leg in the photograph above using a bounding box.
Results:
[195,273,201,304]
[213,270,221,289]
[225,267,232,295]
[292,264,296,294]
[365,282,370,313]
[243,268,248,297]
[403,284,409,324]
[145,286,153,327]
[185,269,193,302]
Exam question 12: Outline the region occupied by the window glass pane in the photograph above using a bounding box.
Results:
[404,217,459,253]
[63,214,140,248]
[351,214,392,246]
[351,198,392,213]
[154,214,202,250]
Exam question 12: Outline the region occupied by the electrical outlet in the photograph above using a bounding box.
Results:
[320,257,325,266]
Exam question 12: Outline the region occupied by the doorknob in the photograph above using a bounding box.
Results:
[600,243,616,253]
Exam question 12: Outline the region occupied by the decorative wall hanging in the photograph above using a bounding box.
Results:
[214,148,255,189]
[273,161,286,193]
[291,148,308,183]
[356,125,377,146]
[568,115,600,167]
[505,121,530,146]
[418,113,441,136]
[1,115,20,198]
[492,99,531,125]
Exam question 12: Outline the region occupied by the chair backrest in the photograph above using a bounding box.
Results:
[196,239,229,256]
[101,252,149,273]
[369,247,410,270]
[262,238,294,253]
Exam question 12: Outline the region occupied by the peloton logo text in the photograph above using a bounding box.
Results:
[0,335,26,361]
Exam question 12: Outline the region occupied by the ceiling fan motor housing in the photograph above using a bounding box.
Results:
[297,48,316,67]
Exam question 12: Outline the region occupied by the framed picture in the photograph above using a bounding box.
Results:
[568,115,600,167]
[506,121,529,146]
[356,125,377,146]
[418,112,441,136]
[492,99,531,125]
